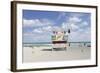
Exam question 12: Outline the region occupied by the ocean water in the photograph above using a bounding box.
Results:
[23,42,91,47]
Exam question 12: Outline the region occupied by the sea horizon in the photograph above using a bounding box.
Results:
[23,41,91,44]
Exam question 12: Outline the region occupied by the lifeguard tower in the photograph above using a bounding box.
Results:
[52,28,70,51]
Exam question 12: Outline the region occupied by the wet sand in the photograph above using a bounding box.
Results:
[23,46,91,63]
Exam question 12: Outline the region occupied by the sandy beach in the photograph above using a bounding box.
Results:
[23,45,91,63]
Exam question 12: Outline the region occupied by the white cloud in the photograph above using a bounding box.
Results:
[61,22,79,31]
[80,21,88,27]
[23,31,51,43]
[23,19,53,27]
[69,16,82,23]
[33,26,52,33]
[23,32,33,36]
[71,23,79,30]
[69,27,91,42]
[23,19,42,27]
[61,15,82,31]
[33,28,43,33]
[69,31,90,42]
[41,19,54,25]
[60,12,90,33]
[42,26,52,31]
[61,17,89,32]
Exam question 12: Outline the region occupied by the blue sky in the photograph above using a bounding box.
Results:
[22,10,91,43]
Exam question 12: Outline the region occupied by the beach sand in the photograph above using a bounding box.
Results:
[23,46,91,63]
